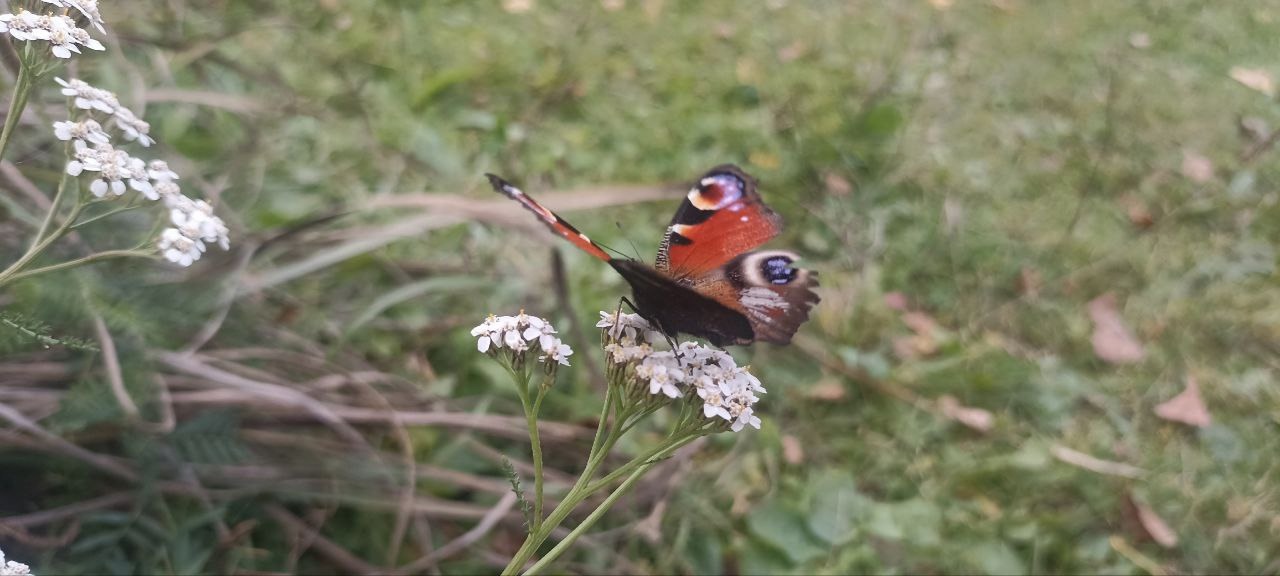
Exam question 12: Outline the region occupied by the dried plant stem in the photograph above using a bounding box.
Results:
[91,312,140,419]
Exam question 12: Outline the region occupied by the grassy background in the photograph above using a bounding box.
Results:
[1,0,1278,573]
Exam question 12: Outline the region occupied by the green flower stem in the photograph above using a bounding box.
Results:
[523,434,701,576]
[69,202,143,230]
[0,198,85,288]
[0,57,35,164]
[32,141,76,246]
[519,381,547,530]
[502,388,632,575]
[583,428,704,495]
[0,249,154,286]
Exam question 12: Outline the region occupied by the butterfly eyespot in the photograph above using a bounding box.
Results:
[689,173,746,210]
[762,256,798,285]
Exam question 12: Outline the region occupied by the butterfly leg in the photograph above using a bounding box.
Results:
[619,295,681,353]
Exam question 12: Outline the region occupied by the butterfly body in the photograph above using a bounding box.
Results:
[486,165,818,346]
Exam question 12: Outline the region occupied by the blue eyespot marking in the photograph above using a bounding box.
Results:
[762,256,797,285]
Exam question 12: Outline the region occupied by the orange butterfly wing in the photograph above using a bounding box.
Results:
[656,165,782,280]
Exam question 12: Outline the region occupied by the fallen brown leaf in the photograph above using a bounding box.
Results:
[1088,294,1146,365]
[778,40,807,63]
[823,171,853,196]
[1154,375,1211,428]
[806,379,846,401]
[1122,196,1154,229]
[1126,493,1179,548]
[938,395,994,432]
[1230,66,1276,97]
[781,434,805,465]
[883,292,908,311]
[1181,150,1214,183]
[902,311,940,337]
[1017,267,1042,298]
[502,0,534,13]
[1051,444,1146,479]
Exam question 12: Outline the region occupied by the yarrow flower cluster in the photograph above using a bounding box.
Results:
[53,78,230,267]
[0,548,30,576]
[0,9,103,59]
[56,78,153,146]
[597,311,765,432]
[42,0,105,32]
[472,313,573,367]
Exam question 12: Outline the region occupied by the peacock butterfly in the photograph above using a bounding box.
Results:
[485,164,819,346]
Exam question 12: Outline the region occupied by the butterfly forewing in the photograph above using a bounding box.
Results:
[656,165,782,280]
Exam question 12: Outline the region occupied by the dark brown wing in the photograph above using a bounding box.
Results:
[610,259,754,347]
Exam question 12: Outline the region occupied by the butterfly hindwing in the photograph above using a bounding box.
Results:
[709,250,820,344]
[656,165,782,279]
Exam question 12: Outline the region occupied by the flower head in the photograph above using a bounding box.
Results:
[596,309,765,432]
[56,77,117,113]
[472,313,573,368]
[53,118,109,146]
[0,10,103,58]
[597,310,663,344]
[0,548,31,576]
[53,78,153,146]
[42,0,106,33]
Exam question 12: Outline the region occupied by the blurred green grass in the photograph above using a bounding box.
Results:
[3,0,1279,574]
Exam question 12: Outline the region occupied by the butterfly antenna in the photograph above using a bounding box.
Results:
[592,238,630,259]
[616,221,644,261]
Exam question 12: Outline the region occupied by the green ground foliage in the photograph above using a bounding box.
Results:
[1,0,1278,574]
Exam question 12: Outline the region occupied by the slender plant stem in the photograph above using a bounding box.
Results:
[584,429,703,494]
[0,249,153,286]
[32,141,76,246]
[0,56,34,164]
[70,202,141,230]
[0,200,84,287]
[523,435,700,576]
[502,388,630,575]
[521,384,546,531]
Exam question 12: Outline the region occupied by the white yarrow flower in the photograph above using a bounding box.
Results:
[157,227,201,267]
[0,11,103,58]
[596,310,663,343]
[111,106,153,146]
[43,0,106,33]
[541,338,573,366]
[56,77,116,112]
[597,312,765,433]
[0,548,30,576]
[148,160,179,182]
[52,118,110,145]
[64,139,101,176]
[472,313,573,367]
